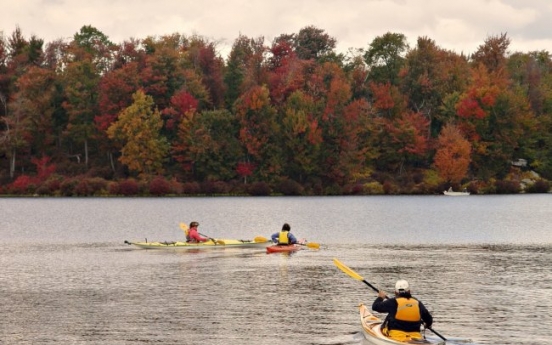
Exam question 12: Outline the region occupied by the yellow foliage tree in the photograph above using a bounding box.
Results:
[107,90,169,178]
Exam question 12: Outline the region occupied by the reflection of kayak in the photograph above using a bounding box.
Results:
[266,244,301,254]
[124,237,271,250]
[359,303,445,345]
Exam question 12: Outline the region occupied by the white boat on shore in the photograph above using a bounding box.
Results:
[443,187,470,196]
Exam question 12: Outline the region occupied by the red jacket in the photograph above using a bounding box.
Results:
[188,227,208,242]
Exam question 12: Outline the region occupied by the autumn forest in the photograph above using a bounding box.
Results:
[0,25,551,196]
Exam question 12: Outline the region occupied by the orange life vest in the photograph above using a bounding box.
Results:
[395,297,421,322]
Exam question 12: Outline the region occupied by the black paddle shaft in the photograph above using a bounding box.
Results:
[362,279,381,294]
[426,326,447,341]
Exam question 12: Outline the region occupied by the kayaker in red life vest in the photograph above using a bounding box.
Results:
[187,221,209,243]
[271,223,298,245]
[372,279,433,342]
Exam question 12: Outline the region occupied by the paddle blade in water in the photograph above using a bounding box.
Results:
[306,242,320,249]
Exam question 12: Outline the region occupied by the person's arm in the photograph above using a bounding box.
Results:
[271,233,278,243]
[190,229,208,242]
[372,291,393,313]
[418,301,433,328]
[288,233,298,244]
[198,234,209,242]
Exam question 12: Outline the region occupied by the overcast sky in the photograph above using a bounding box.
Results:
[3,0,552,58]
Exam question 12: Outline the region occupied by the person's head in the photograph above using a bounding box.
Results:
[394,279,411,297]
[282,223,291,231]
[190,221,199,228]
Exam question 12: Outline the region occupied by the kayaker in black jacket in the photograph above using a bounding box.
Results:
[372,279,433,342]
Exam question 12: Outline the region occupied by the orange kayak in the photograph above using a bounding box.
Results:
[266,244,301,254]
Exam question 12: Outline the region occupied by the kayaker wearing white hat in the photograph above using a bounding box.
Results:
[372,279,434,342]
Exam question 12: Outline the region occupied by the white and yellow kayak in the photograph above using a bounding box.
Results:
[124,237,271,250]
[359,303,445,345]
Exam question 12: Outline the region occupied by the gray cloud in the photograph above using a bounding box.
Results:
[2,0,552,57]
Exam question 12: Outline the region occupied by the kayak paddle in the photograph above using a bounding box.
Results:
[254,236,269,242]
[333,257,381,292]
[332,258,447,341]
[302,242,320,249]
[255,235,320,248]
[179,222,189,233]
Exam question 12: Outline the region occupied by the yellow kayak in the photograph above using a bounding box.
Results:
[124,237,271,250]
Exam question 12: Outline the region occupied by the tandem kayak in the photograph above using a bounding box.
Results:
[124,237,271,250]
[359,303,445,345]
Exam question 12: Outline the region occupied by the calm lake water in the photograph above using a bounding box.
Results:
[1,195,551,345]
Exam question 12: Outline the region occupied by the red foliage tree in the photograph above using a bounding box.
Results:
[33,156,56,181]
[456,64,502,120]
[236,161,255,184]
[197,43,226,108]
[96,62,140,132]
[162,91,198,130]
[369,81,405,118]
[266,39,305,105]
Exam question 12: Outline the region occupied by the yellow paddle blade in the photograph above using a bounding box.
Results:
[333,258,364,281]
[306,242,320,249]
[179,222,189,232]
[205,238,225,245]
[254,236,269,243]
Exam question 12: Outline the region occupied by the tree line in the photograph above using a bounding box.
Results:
[0,25,551,196]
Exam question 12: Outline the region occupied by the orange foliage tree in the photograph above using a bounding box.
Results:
[434,124,472,184]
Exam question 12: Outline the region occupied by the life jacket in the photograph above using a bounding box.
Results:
[395,297,421,322]
[185,227,192,242]
[278,231,289,245]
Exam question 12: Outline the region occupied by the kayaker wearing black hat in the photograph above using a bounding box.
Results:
[271,223,298,245]
[372,279,433,342]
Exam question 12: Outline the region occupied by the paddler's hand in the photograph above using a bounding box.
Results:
[377,290,387,299]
